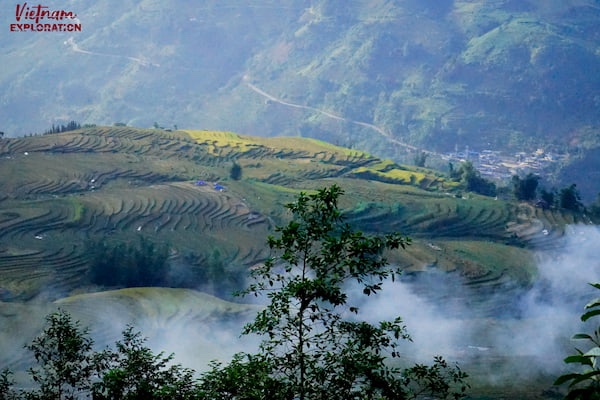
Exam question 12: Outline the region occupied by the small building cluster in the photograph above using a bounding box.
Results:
[443,146,567,181]
[195,180,227,192]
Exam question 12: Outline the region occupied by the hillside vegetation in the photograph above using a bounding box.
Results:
[1,1,599,198]
[0,126,585,305]
[0,126,595,398]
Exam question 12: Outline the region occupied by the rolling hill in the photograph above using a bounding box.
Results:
[0,126,595,398]
[0,126,583,302]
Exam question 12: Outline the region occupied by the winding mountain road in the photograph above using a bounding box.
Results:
[63,38,436,158]
[65,37,160,67]
[245,79,439,156]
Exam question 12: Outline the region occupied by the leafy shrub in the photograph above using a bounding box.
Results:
[555,283,600,399]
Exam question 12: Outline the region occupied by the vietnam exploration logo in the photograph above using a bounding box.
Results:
[10,2,82,32]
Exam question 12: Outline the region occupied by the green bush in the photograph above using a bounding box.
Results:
[3,310,196,400]
[555,283,600,399]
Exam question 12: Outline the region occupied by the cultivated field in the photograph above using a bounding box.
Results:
[0,126,588,398]
[0,126,581,301]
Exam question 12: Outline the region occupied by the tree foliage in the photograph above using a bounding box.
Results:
[229,162,242,181]
[198,353,289,400]
[87,237,169,288]
[452,161,496,197]
[555,283,600,399]
[540,188,557,208]
[201,185,468,400]
[512,173,540,201]
[177,249,245,297]
[92,327,197,400]
[4,310,197,400]
[559,184,583,212]
[43,121,81,135]
[0,369,17,400]
[24,309,98,400]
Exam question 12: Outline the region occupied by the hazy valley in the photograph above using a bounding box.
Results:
[2,1,600,398]
[0,126,598,398]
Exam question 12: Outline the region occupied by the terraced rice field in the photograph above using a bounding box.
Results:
[0,127,592,400]
[0,126,578,303]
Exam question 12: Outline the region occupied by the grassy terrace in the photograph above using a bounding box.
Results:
[0,126,578,303]
[0,126,589,399]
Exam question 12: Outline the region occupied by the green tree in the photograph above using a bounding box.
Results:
[87,237,169,288]
[229,162,242,181]
[200,185,468,400]
[19,310,197,400]
[560,184,583,211]
[198,353,289,399]
[413,151,428,168]
[0,369,18,400]
[448,162,460,181]
[92,326,196,400]
[458,161,496,197]
[555,283,600,399]
[512,173,540,201]
[540,188,556,208]
[24,309,98,400]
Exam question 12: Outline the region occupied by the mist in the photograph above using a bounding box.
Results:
[351,224,600,383]
[140,224,600,384]
[2,225,599,390]
[80,224,600,382]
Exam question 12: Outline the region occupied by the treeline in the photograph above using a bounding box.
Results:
[86,237,243,297]
[511,173,592,213]
[0,309,198,400]
[448,162,598,218]
[43,120,81,135]
[87,237,169,287]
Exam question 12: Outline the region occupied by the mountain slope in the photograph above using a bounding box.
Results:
[2,1,599,199]
[0,126,584,304]
[0,287,258,374]
[0,126,595,399]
